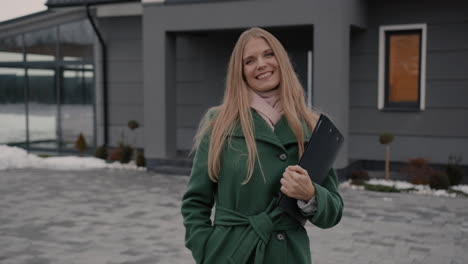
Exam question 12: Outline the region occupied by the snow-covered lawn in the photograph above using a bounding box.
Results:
[1,144,466,198]
[0,145,144,171]
[340,179,468,198]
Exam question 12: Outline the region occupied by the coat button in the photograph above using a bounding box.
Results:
[279,153,287,161]
[276,232,285,241]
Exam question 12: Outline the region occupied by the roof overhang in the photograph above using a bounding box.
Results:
[46,0,140,8]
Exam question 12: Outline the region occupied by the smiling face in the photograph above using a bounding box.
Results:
[242,37,280,92]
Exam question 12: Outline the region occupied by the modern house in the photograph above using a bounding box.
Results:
[0,0,467,176]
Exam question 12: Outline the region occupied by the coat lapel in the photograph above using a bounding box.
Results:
[230,108,311,150]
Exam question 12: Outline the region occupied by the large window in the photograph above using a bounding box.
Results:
[60,67,94,150]
[0,67,26,145]
[0,35,27,146]
[0,19,96,153]
[59,20,95,151]
[378,24,427,111]
[25,27,57,62]
[27,69,58,149]
[0,36,23,62]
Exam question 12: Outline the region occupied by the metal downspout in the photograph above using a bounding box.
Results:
[86,4,109,149]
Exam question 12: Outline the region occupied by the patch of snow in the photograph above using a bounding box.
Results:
[451,185,468,195]
[344,178,464,198]
[0,145,145,171]
[339,180,364,190]
[367,179,415,190]
[0,145,42,169]
[408,186,456,198]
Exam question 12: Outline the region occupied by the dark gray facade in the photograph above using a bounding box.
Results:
[174,28,313,151]
[98,16,143,148]
[349,0,468,166]
[1,0,467,169]
[143,0,366,169]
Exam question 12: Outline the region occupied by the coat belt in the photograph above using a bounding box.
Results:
[214,198,301,264]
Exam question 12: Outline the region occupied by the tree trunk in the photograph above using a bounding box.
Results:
[385,145,390,180]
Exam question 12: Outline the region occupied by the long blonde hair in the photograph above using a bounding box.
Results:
[192,27,319,184]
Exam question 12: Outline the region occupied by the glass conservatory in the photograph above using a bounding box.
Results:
[0,19,96,152]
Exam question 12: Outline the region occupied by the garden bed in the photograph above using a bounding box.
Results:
[341,178,468,198]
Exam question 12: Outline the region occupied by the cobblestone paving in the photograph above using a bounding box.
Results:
[0,169,467,264]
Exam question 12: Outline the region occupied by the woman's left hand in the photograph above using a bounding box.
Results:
[280,165,316,201]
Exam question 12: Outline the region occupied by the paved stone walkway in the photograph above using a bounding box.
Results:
[0,169,467,264]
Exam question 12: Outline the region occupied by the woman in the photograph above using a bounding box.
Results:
[181,27,343,264]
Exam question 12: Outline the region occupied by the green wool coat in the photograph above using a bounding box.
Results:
[181,108,343,264]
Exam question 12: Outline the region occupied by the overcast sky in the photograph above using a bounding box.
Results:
[0,0,48,23]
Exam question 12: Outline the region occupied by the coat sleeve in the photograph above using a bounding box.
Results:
[301,168,344,228]
[180,119,216,264]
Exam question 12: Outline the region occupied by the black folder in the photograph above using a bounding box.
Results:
[277,114,344,225]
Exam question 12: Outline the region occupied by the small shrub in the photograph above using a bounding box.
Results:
[128,120,139,130]
[446,165,464,186]
[95,145,108,160]
[119,144,134,164]
[446,154,464,186]
[401,158,433,185]
[429,170,450,190]
[363,183,400,193]
[75,133,88,155]
[109,147,122,161]
[350,170,369,185]
[136,150,146,167]
[408,158,429,168]
[379,133,394,145]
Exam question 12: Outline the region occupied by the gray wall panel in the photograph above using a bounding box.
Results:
[109,125,144,148]
[176,35,204,60]
[349,109,468,138]
[178,128,198,151]
[143,0,365,160]
[174,30,316,150]
[176,59,203,82]
[176,81,205,105]
[108,83,143,104]
[177,105,208,128]
[108,104,143,126]
[99,16,142,40]
[107,61,142,83]
[428,23,468,51]
[426,81,468,108]
[350,80,468,109]
[99,16,143,147]
[368,1,468,25]
[175,36,204,150]
[175,33,230,150]
[106,40,142,61]
[350,54,377,81]
[142,29,177,157]
[350,81,378,108]
[314,18,351,168]
[350,29,378,55]
[426,51,468,80]
[349,134,468,165]
[350,0,468,165]
[94,40,104,145]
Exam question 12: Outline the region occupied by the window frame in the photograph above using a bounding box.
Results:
[0,18,97,153]
[378,24,427,111]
